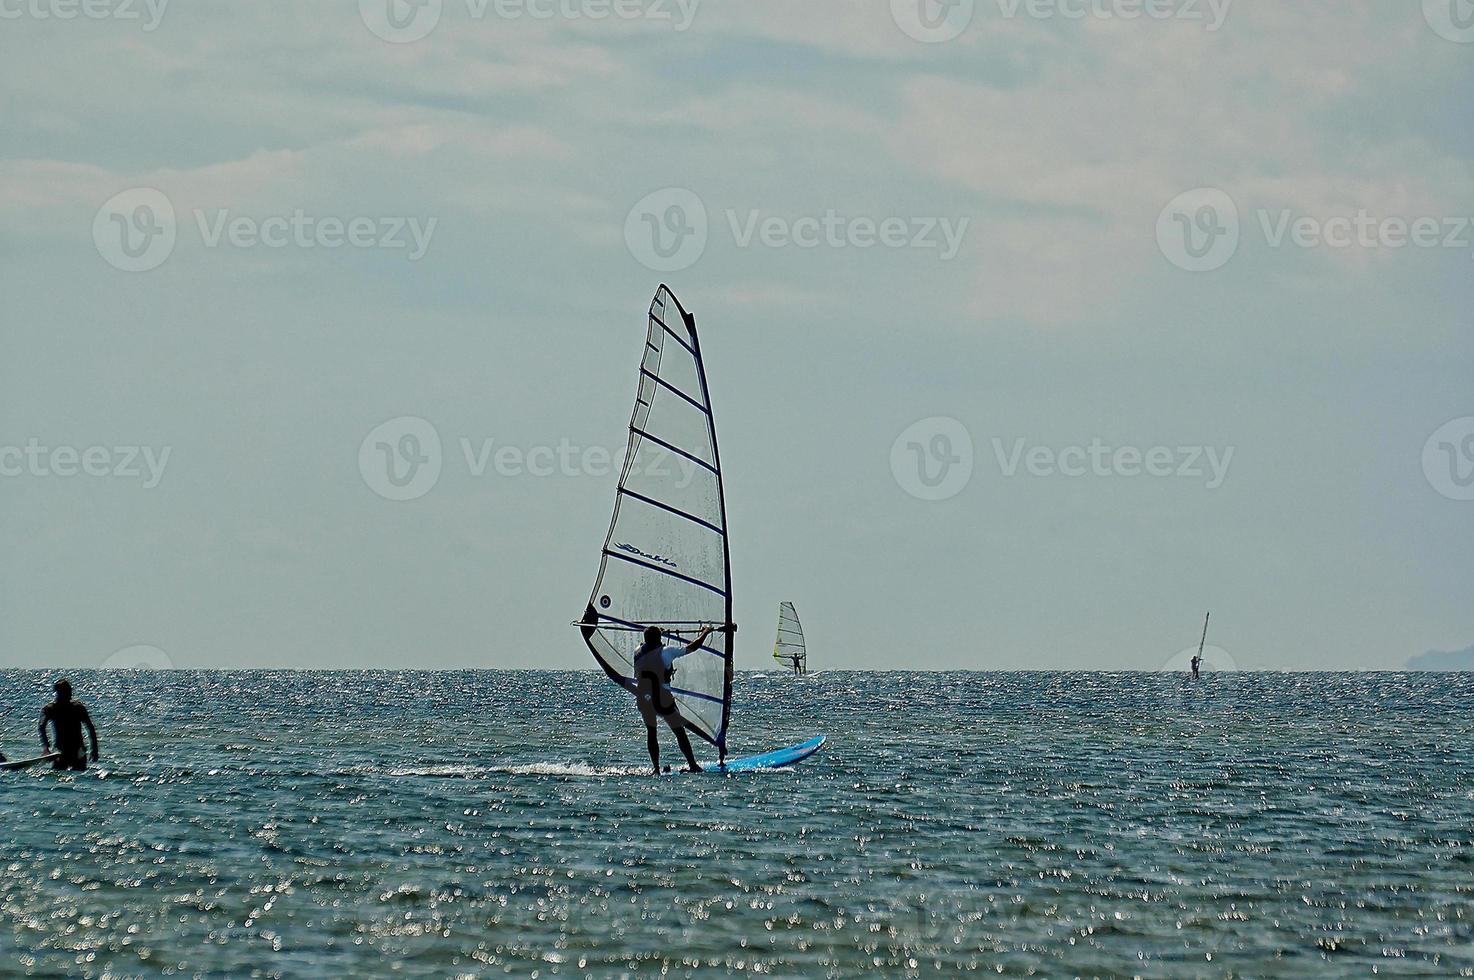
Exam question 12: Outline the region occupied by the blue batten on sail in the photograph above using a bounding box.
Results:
[580,286,735,754]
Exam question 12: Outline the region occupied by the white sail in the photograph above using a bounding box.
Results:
[773,601,806,673]
[580,286,734,751]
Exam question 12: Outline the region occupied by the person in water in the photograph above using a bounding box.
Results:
[40,678,100,771]
[633,624,723,775]
[1190,653,1203,680]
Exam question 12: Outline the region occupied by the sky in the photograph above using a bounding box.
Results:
[1,1,1471,672]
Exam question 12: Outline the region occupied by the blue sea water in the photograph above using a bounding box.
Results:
[2,670,1472,978]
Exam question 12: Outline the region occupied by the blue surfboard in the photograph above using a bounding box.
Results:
[710,735,825,774]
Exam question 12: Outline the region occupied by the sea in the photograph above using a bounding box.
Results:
[2,670,1472,978]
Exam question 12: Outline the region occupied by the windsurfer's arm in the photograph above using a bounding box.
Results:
[38,709,51,753]
[82,706,99,760]
[683,625,718,653]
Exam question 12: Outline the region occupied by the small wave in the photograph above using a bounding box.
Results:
[380,765,488,778]
[488,762,648,777]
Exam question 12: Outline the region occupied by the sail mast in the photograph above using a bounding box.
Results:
[686,296,734,762]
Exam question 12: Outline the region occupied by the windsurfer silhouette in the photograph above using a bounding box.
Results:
[633,624,721,775]
[40,679,99,771]
[1190,654,1202,680]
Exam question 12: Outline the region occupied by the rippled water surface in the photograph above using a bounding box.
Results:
[3,671,1473,977]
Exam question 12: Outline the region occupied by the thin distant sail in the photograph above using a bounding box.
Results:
[773,602,806,672]
[581,286,734,751]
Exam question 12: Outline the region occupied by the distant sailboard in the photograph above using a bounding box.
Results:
[578,285,824,772]
[773,601,807,675]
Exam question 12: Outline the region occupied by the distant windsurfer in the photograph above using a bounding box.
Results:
[1190,654,1202,680]
[633,624,721,775]
[39,679,99,771]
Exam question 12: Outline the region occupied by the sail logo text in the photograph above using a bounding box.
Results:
[992,438,1234,489]
[613,542,679,568]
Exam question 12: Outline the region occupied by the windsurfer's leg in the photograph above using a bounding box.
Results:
[667,717,701,772]
[645,723,660,774]
[636,677,662,773]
